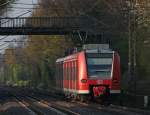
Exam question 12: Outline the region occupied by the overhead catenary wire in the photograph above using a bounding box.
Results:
[0,0,14,7]
[11,3,40,6]
[0,40,26,43]
[1,10,32,25]
[0,0,15,17]
[0,44,9,50]
[0,10,32,38]
[0,1,39,53]
[0,36,9,40]
[0,0,118,47]
[6,6,64,10]
[0,0,37,51]
[0,42,8,47]
[0,10,32,50]
[67,0,110,28]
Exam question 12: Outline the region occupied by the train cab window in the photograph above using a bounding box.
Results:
[87,53,113,79]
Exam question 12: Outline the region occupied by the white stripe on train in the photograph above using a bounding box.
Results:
[110,90,120,93]
[64,89,120,94]
[64,88,89,94]
[57,88,120,94]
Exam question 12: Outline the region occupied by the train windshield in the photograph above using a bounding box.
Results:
[86,53,113,79]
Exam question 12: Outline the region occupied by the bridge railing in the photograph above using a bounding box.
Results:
[0,17,90,28]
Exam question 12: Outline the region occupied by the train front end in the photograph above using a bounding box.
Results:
[85,48,121,98]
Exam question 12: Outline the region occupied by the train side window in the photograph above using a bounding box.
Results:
[58,63,59,78]
[56,63,58,86]
[69,62,70,80]
[75,61,78,81]
[60,62,63,88]
[67,62,68,80]
[63,63,65,80]
[70,62,72,80]
[70,62,71,80]
[69,62,71,80]
[72,61,74,81]
[60,63,61,87]
[72,61,74,80]
[74,61,76,81]
[58,63,60,86]
[73,61,75,81]
[58,63,60,87]
[64,63,66,80]
[67,62,69,80]
[66,62,68,80]
[58,63,60,85]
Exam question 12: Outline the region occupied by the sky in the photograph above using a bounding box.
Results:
[0,0,38,53]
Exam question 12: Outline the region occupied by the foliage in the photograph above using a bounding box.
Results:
[0,0,150,94]
[1,35,72,87]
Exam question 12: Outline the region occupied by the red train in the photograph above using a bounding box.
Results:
[55,45,121,101]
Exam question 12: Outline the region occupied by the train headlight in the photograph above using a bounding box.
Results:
[81,79,87,83]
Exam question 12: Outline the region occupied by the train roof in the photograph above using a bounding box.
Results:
[83,44,109,50]
[56,52,80,63]
[85,49,114,53]
[56,48,114,63]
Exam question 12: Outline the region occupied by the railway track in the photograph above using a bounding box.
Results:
[0,87,80,115]
[14,98,37,115]
[31,90,150,115]
[27,96,80,115]
[13,93,80,115]
[1,86,150,115]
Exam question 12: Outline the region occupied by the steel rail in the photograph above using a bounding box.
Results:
[27,95,80,115]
